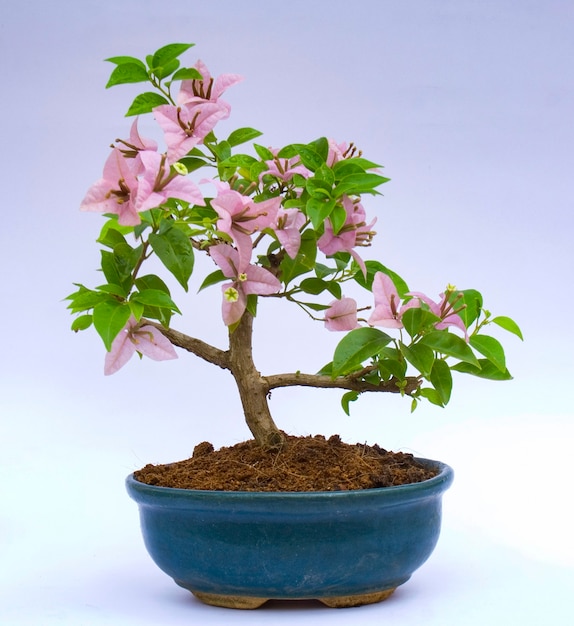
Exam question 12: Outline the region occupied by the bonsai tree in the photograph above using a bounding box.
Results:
[67,43,522,451]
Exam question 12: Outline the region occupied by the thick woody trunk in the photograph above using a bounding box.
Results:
[228,313,285,449]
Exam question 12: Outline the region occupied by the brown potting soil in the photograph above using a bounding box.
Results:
[133,434,438,492]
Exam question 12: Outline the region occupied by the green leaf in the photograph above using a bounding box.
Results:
[378,358,407,381]
[113,242,143,281]
[135,274,171,294]
[297,146,325,171]
[341,391,359,416]
[129,299,145,321]
[299,277,341,298]
[66,286,109,313]
[430,359,452,404]
[71,315,93,332]
[491,315,524,340]
[105,56,146,68]
[149,227,194,290]
[354,260,409,297]
[126,92,170,116]
[279,230,317,284]
[227,127,263,147]
[420,331,480,367]
[250,160,270,181]
[253,143,274,160]
[305,196,336,230]
[95,283,128,297]
[459,289,483,327]
[246,293,258,318]
[93,300,131,351]
[134,275,172,325]
[152,58,180,80]
[314,163,335,187]
[332,327,392,377]
[308,137,329,162]
[400,342,435,377]
[418,387,445,407]
[333,173,389,198]
[333,157,382,177]
[219,154,258,169]
[329,204,348,234]
[451,359,513,381]
[178,155,209,173]
[100,250,123,288]
[212,139,232,162]
[401,307,440,338]
[97,223,128,249]
[306,177,333,199]
[171,67,203,81]
[469,335,506,372]
[106,63,150,88]
[298,301,330,312]
[198,269,226,291]
[131,289,181,312]
[151,43,194,68]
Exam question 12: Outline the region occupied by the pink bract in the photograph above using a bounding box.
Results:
[80,148,205,226]
[104,317,178,375]
[368,272,407,329]
[211,187,281,267]
[408,291,468,338]
[273,208,306,259]
[177,59,243,105]
[210,243,281,326]
[153,100,231,163]
[317,196,376,276]
[324,297,360,332]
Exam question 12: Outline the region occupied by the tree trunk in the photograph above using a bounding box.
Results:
[228,312,285,449]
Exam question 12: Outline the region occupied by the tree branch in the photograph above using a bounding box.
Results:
[145,320,420,399]
[143,320,230,370]
[263,372,421,395]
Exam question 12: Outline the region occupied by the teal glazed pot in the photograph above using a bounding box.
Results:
[126,458,453,609]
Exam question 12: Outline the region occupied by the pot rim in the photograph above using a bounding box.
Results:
[126,457,454,506]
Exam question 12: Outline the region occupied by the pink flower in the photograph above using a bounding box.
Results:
[326,139,349,166]
[153,101,231,162]
[408,291,468,339]
[80,149,204,225]
[210,243,281,326]
[177,59,243,106]
[272,208,306,258]
[211,186,281,267]
[104,317,178,375]
[368,272,407,329]
[80,148,158,225]
[153,61,242,163]
[317,196,376,276]
[324,297,360,331]
[260,152,310,183]
[115,118,158,162]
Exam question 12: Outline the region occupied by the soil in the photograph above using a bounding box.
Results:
[133,434,438,492]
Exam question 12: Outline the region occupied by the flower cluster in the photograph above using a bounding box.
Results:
[68,42,521,415]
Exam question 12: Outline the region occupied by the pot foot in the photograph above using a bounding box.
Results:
[191,587,396,609]
[192,591,268,609]
[319,587,396,608]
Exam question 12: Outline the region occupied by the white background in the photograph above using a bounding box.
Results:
[1,1,573,623]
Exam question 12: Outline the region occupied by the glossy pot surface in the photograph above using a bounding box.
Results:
[126,458,453,605]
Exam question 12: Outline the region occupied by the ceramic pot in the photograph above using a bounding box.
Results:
[126,458,453,609]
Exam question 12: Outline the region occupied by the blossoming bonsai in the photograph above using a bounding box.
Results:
[67,43,522,451]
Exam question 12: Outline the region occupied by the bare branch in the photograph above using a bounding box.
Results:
[263,372,421,396]
[143,320,230,370]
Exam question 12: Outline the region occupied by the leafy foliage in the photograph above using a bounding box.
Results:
[68,40,522,415]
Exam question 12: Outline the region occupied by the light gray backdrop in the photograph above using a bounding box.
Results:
[1,1,572,624]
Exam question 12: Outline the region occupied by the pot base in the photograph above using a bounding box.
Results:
[192,587,396,609]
